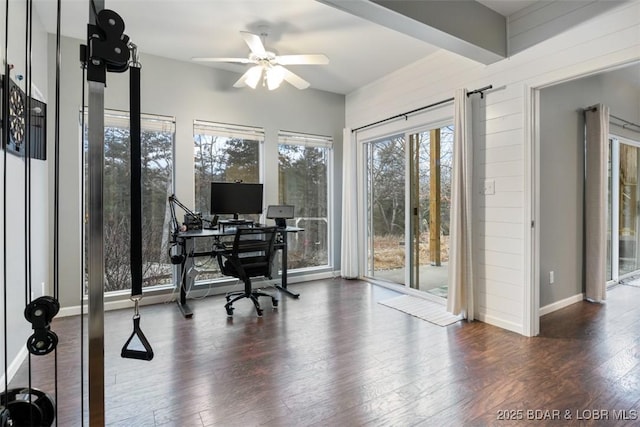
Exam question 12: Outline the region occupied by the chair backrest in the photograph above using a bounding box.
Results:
[229,226,278,278]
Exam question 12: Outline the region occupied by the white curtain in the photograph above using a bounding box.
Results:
[341,128,359,278]
[447,89,474,319]
[584,104,609,302]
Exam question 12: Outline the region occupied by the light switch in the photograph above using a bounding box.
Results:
[482,179,495,195]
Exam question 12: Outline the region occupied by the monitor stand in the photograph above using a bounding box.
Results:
[218,217,254,232]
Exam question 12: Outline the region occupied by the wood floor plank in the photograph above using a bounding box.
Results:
[8,280,640,426]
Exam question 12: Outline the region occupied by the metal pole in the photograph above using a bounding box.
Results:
[87,0,105,424]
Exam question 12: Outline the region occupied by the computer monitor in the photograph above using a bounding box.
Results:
[210,182,263,219]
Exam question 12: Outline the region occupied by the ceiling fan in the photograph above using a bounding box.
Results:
[192,31,329,90]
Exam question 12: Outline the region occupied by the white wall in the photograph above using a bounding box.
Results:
[52,35,345,308]
[345,1,640,335]
[0,0,49,382]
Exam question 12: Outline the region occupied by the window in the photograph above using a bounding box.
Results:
[193,121,263,215]
[83,111,175,293]
[193,121,263,282]
[278,131,332,269]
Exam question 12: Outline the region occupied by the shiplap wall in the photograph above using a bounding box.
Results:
[346,1,640,335]
[508,0,628,55]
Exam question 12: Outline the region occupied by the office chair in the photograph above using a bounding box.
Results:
[214,226,279,317]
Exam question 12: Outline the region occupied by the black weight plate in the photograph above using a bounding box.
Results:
[7,400,44,426]
[3,387,56,427]
[32,392,55,426]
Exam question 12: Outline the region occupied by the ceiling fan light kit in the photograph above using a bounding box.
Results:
[193,30,328,90]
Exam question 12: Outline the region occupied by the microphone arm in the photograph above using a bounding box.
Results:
[168,194,213,239]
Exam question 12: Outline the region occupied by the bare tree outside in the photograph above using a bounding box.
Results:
[193,123,262,281]
[366,126,453,275]
[83,113,175,293]
[278,140,331,269]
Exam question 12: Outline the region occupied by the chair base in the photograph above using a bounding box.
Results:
[225,290,278,317]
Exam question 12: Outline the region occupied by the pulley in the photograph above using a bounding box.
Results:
[26,329,59,356]
[24,296,59,326]
[23,296,60,356]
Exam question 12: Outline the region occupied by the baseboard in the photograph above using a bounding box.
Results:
[539,293,584,316]
[476,311,525,335]
[57,270,340,318]
[0,346,28,387]
[58,292,178,317]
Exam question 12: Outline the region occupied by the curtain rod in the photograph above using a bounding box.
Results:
[584,106,640,132]
[352,84,493,133]
[610,114,640,132]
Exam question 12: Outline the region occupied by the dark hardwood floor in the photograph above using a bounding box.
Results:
[10,279,640,426]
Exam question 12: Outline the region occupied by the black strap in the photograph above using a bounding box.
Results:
[121,64,153,361]
[130,65,142,298]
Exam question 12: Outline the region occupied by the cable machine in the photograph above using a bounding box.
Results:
[79,1,154,424]
[1,0,59,425]
[0,0,152,425]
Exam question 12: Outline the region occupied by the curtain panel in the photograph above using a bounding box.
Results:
[584,104,609,302]
[447,89,475,319]
[341,128,359,278]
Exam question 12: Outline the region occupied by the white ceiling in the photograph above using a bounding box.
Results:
[33,0,539,95]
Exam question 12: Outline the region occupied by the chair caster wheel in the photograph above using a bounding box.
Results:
[256,309,263,317]
[225,306,234,317]
[271,298,279,308]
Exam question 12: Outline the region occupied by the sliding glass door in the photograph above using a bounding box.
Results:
[619,141,640,276]
[363,125,453,297]
[410,127,453,297]
[608,137,640,283]
[364,134,407,284]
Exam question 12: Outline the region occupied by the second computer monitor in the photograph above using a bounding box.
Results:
[266,205,294,228]
[210,182,263,219]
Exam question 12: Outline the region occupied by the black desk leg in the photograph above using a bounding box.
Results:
[276,231,300,299]
[177,253,193,318]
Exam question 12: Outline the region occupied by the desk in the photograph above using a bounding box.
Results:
[174,226,302,318]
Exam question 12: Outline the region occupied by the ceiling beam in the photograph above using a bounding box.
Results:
[317,0,506,64]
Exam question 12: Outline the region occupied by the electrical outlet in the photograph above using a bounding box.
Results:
[549,271,554,284]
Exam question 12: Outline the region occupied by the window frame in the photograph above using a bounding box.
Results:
[81,109,177,296]
[277,130,334,272]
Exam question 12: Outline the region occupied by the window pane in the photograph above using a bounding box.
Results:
[278,142,331,269]
[193,122,262,282]
[418,125,453,265]
[193,128,261,215]
[365,134,406,280]
[84,112,175,293]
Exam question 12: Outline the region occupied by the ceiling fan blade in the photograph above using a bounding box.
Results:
[266,66,286,90]
[281,67,310,90]
[277,54,329,65]
[240,31,266,55]
[233,65,263,89]
[192,57,255,64]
